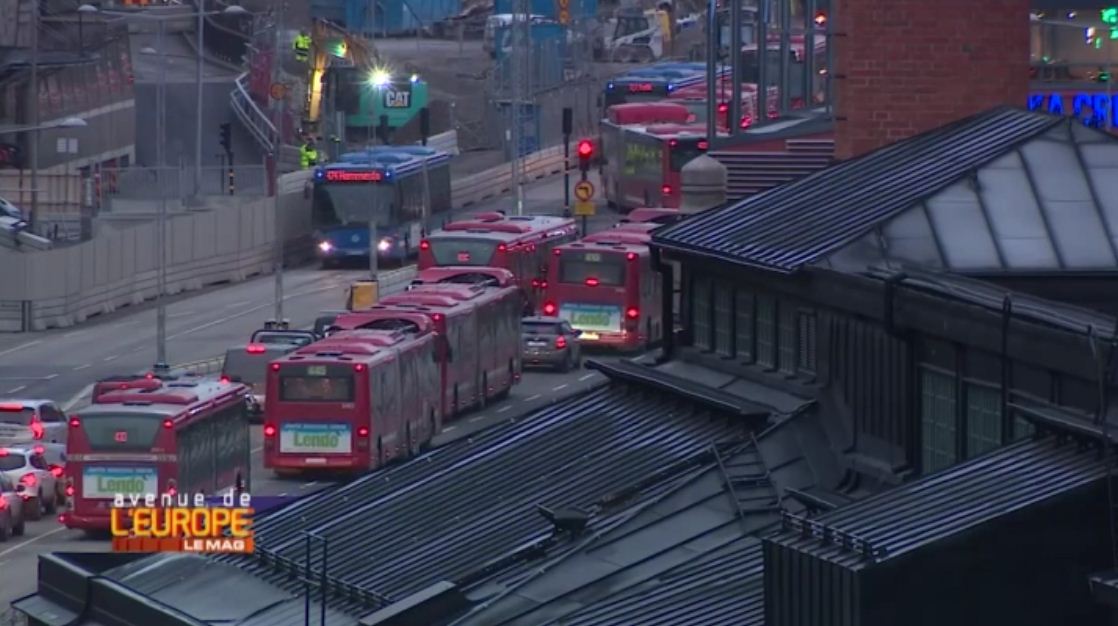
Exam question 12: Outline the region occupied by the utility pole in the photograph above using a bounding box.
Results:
[155,19,169,373]
[509,0,530,216]
[272,1,286,322]
[729,0,742,139]
[28,0,40,232]
[194,6,205,197]
[704,0,717,143]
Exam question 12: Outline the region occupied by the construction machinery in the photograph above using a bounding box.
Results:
[601,7,672,62]
[302,18,381,135]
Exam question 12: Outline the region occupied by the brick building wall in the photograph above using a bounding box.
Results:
[833,0,1031,160]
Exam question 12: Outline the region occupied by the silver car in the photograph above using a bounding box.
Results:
[0,473,26,541]
[0,446,59,521]
[0,399,68,445]
[522,317,583,372]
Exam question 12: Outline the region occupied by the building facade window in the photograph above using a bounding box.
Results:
[756,295,776,368]
[778,304,797,375]
[692,276,712,350]
[735,290,754,362]
[965,383,1002,458]
[921,368,957,473]
[1014,413,1036,440]
[714,283,734,356]
[797,311,817,374]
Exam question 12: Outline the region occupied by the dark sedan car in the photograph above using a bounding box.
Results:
[521,316,582,372]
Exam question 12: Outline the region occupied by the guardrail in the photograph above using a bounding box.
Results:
[452,141,574,208]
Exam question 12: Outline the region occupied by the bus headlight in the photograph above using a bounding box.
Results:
[377,238,392,252]
[318,241,334,253]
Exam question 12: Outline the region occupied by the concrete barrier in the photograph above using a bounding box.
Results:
[451,141,574,208]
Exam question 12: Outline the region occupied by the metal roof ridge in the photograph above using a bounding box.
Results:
[584,359,773,418]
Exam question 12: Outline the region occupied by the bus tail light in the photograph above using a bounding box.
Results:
[539,280,548,289]
[65,479,75,498]
[420,239,430,251]
[263,423,277,437]
[661,185,672,196]
[717,103,728,113]
[0,498,7,510]
[357,426,370,437]
[162,419,174,429]
[543,302,557,315]
[626,307,640,320]
[355,363,366,372]
[553,248,561,255]
[626,252,637,261]
[220,376,230,384]
[49,465,64,478]
[698,140,709,150]
[271,363,281,371]
[497,243,508,253]
[585,277,599,287]
[246,343,267,354]
[531,278,540,288]
[165,480,177,498]
[555,336,567,349]
[69,416,81,428]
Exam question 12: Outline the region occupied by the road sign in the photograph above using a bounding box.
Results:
[557,0,570,24]
[269,83,287,100]
[574,180,595,202]
[574,199,596,216]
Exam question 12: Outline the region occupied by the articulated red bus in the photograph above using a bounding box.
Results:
[667,83,781,131]
[263,329,441,472]
[61,376,251,531]
[408,266,517,289]
[619,207,683,225]
[419,214,578,310]
[329,277,522,421]
[584,223,657,245]
[542,239,661,351]
[601,114,710,212]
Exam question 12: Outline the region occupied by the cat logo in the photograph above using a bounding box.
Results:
[384,89,411,109]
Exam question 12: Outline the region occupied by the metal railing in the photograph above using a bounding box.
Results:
[231,72,278,154]
[97,164,269,201]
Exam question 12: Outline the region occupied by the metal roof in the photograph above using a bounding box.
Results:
[765,436,1110,570]
[228,379,748,603]
[104,553,364,626]
[449,440,778,626]
[654,107,1103,274]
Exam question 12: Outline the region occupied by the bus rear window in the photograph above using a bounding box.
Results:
[670,141,706,171]
[559,252,626,286]
[0,408,34,425]
[78,414,164,451]
[222,351,272,385]
[280,376,355,402]
[429,239,498,266]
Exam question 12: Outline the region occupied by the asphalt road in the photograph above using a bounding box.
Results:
[0,170,623,609]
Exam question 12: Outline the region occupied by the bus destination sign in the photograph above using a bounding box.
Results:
[324,170,384,183]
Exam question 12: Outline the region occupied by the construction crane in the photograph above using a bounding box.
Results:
[303,18,381,134]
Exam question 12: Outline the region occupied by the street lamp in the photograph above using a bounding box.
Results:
[369,68,392,89]
[77,4,97,54]
[0,117,87,135]
[87,4,248,200]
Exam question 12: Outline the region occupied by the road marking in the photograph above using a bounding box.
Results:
[73,364,91,371]
[167,284,344,340]
[251,445,263,454]
[469,415,485,422]
[62,383,95,412]
[279,492,288,497]
[6,385,25,393]
[443,425,457,432]
[45,373,58,380]
[0,526,68,558]
[496,405,512,413]
[301,481,318,489]
[168,310,195,319]
[552,384,568,391]
[62,331,81,338]
[103,355,118,362]
[0,340,41,359]
[525,394,541,402]
[578,374,596,381]
[226,301,250,308]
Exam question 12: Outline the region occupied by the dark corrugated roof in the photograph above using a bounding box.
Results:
[449,440,776,626]
[653,107,1065,273]
[559,538,764,626]
[225,380,746,602]
[765,436,1109,569]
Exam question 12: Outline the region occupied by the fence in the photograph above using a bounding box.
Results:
[96,165,270,204]
[0,170,86,241]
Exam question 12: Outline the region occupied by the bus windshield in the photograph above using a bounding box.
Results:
[559,251,626,286]
[279,374,355,402]
[78,413,164,451]
[312,184,393,228]
[428,238,498,266]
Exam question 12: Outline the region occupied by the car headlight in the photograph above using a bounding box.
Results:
[318,241,334,253]
[377,238,392,252]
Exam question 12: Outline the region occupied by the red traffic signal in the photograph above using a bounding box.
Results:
[577,140,594,158]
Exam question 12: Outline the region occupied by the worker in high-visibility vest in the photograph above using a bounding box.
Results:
[293,32,312,63]
[300,140,319,169]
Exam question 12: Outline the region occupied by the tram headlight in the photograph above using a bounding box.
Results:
[318,241,334,253]
[377,238,393,252]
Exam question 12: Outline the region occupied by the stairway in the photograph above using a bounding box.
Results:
[711,137,835,200]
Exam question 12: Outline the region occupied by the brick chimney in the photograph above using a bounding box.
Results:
[833,0,1031,160]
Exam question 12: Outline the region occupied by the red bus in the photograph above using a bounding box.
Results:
[584,223,656,246]
[262,329,441,472]
[542,240,661,351]
[419,214,578,311]
[601,114,710,211]
[408,266,517,289]
[61,376,251,531]
[620,207,683,225]
[667,83,781,131]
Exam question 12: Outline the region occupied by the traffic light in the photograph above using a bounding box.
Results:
[813,10,827,26]
[577,139,593,173]
[219,123,232,154]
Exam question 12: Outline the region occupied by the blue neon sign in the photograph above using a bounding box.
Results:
[1027,92,1118,130]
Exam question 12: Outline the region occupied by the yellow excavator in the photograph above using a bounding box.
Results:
[303,19,380,135]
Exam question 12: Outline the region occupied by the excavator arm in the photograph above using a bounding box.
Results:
[303,19,382,131]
